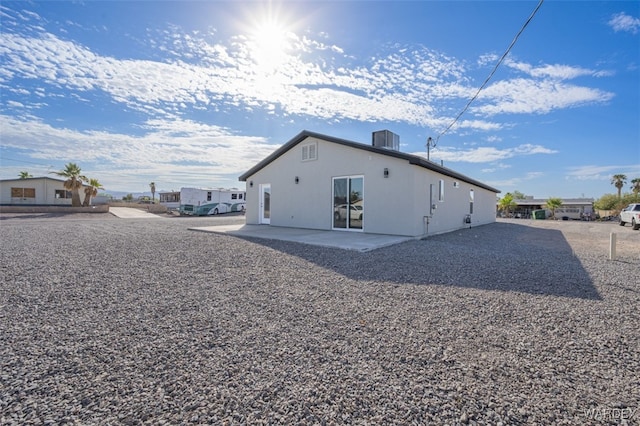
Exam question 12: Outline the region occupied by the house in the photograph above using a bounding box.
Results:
[0,177,87,206]
[239,130,500,237]
[507,197,595,220]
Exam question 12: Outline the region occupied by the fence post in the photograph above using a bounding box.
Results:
[609,232,616,261]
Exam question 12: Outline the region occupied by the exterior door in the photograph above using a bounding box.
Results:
[332,176,363,231]
[259,184,271,224]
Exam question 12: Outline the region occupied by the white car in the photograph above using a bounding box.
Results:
[619,203,640,230]
[334,204,363,221]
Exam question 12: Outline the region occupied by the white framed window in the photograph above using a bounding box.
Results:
[438,179,445,202]
[301,142,318,161]
[470,189,474,214]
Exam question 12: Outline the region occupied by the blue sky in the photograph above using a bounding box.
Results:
[1,1,639,198]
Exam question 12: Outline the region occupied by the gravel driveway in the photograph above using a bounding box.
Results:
[1,214,638,425]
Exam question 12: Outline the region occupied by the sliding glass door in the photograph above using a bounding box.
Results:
[332,176,363,230]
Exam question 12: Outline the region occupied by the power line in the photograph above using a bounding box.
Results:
[434,0,544,143]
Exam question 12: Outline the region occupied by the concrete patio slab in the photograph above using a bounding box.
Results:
[189,224,414,252]
[109,207,163,219]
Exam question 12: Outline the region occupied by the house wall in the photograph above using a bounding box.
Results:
[413,169,497,235]
[0,178,73,205]
[244,136,498,237]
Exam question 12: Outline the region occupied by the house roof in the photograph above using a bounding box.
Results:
[513,198,594,206]
[1,176,67,184]
[0,176,89,187]
[239,130,500,193]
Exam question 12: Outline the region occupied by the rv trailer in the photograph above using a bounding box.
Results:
[178,188,246,216]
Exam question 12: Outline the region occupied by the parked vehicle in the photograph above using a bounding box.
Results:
[619,203,640,230]
[334,204,363,221]
[179,187,246,216]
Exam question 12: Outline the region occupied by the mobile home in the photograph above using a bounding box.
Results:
[178,188,246,216]
[158,191,181,210]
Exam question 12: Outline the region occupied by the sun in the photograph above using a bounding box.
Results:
[237,2,299,75]
[249,19,292,72]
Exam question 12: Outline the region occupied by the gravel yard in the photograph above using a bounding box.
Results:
[1,214,638,425]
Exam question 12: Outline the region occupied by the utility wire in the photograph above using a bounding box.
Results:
[434,0,544,143]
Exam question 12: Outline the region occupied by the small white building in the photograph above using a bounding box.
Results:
[239,130,500,237]
[0,177,84,205]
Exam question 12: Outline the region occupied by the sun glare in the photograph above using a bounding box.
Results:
[236,0,301,75]
[249,20,291,72]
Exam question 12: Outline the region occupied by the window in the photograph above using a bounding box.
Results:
[470,189,474,214]
[438,179,445,202]
[55,189,72,199]
[207,191,212,201]
[232,193,238,200]
[159,192,180,203]
[301,142,318,161]
[11,187,35,198]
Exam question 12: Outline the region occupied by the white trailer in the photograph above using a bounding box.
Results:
[178,188,246,216]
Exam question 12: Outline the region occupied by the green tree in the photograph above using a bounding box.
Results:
[611,174,627,198]
[19,171,33,179]
[149,182,156,203]
[123,193,134,202]
[594,194,620,211]
[498,193,517,217]
[512,190,527,200]
[82,178,104,207]
[545,197,563,220]
[51,163,86,207]
[631,178,640,197]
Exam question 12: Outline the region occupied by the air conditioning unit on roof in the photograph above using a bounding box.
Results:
[372,130,400,151]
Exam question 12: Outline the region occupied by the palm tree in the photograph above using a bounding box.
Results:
[19,171,33,179]
[52,163,86,207]
[149,182,156,203]
[631,178,640,197]
[545,197,563,220]
[498,193,517,218]
[82,178,104,207]
[611,174,627,198]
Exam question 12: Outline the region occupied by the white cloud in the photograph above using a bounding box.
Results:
[608,12,640,34]
[413,143,557,163]
[481,162,511,173]
[0,1,623,190]
[473,79,614,115]
[0,115,277,191]
[4,18,600,134]
[505,60,596,80]
[565,164,640,181]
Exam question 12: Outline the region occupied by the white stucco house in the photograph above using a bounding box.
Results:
[239,130,500,237]
[0,177,81,205]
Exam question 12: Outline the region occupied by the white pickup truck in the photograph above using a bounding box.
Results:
[619,203,640,230]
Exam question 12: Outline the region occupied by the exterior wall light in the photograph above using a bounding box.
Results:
[295,176,300,184]
[249,181,253,188]
[384,168,389,178]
